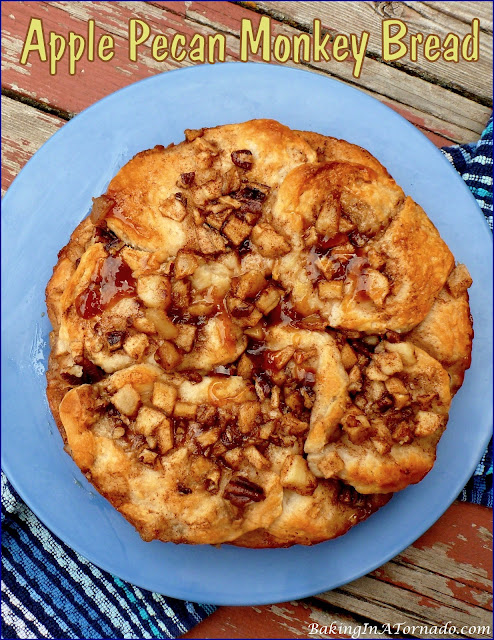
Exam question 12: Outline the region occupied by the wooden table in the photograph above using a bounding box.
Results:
[2,2,492,638]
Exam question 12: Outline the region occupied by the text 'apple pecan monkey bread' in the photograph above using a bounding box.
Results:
[46,119,473,547]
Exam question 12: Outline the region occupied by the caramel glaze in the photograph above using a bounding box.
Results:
[306,229,372,301]
[75,253,136,319]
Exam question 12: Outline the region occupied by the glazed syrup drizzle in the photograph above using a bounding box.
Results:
[75,254,136,319]
[307,229,371,299]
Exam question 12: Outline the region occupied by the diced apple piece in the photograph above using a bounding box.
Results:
[315,196,340,236]
[174,251,200,279]
[133,315,157,334]
[280,454,317,495]
[366,269,390,307]
[255,285,282,315]
[135,406,169,436]
[174,325,197,352]
[112,384,140,417]
[222,447,243,469]
[232,272,267,299]
[258,421,275,439]
[137,275,171,309]
[318,280,344,300]
[155,341,183,370]
[138,449,158,465]
[156,421,174,454]
[238,401,261,434]
[195,428,221,447]
[145,308,178,340]
[386,342,417,366]
[414,411,443,437]
[171,279,191,308]
[251,223,291,257]
[123,333,149,360]
[152,381,177,415]
[340,343,357,370]
[222,216,252,246]
[245,445,270,470]
[373,351,403,376]
[385,377,410,409]
[237,354,254,379]
[173,402,197,419]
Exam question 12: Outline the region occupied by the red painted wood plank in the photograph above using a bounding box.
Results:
[1,1,488,143]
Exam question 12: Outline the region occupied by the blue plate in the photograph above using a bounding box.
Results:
[2,63,492,606]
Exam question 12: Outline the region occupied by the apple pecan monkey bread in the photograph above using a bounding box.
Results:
[46,119,473,547]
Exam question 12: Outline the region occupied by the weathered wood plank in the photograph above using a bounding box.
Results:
[315,502,493,639]
[250,1,493,103]
[1,1,490,143]
[155,1,491,142]
[1,95,65,195]
[424,2,493,33]
[184,599,396,639]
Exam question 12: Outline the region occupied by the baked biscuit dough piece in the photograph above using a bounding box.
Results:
[59,364,283,544]
[308,341,452,493]
[407,264,473,395]
[274,187,454,333]
[297,130,393,176]
[103,119,316,254]
[264,325,348,453]
[233,444,391,548]
[274,130,455,333]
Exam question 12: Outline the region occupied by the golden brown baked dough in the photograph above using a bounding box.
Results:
[46,119,472,546]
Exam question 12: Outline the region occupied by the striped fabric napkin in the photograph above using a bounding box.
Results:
[2,116,492,639]
[442,115,493,508]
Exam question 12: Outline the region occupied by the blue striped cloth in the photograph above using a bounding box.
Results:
[1,474,215,639]
[442,115,493,508]
[2,117,493,639]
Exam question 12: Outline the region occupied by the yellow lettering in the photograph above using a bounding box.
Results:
[129,18,150,62]
[424,34,440,61]
[332,34,349,62]
[68,32,84,75]
[293,33,310,63]
[189,33,205,62]
[409,32,423,62]
[443,33,459,62]
[462,18,479,61]
[98,34,114,61]
[49,32,66,75]
[152,35,168,62]
[87,19,95,62]
[20,18,47,65]
[313,19,331,62]
[350,32,369,78]
[208,34,226,63]
[171,34,186,61]
[273,35,290,62]
[240,16,271,62]
[382,19,408,62]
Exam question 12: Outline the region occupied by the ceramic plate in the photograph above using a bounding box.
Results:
[2,63,492,605]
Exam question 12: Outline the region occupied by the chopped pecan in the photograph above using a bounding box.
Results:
[106,330,125,351]
[178,172,195,187]
[231,149,253,170]
[223,476,265,506]
[177,484,192,495]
